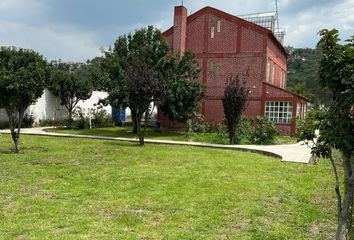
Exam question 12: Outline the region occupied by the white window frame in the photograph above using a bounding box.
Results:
[265,101,293,124]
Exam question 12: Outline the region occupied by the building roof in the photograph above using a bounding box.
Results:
[163,6,288,56]
[264,82,310,101]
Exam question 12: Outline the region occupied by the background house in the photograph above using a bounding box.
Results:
[159,6,309,136]
[0,90,112,126]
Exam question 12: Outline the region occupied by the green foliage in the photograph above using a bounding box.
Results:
[100,26,169,145]
[188,114,207,133]
[298,29,354,238]
[315,29,354,155]
[237,116,253,140]
[0,113,34,129]
[90,108,114,128]
[22,113,35,128]
[0,46,48,152]
[70,107,114,129]
[248,117,279,145]
[159,51,203,124]
[38,119,66,127]
[286,46,332,104]
[72,107,90,129]
[48,61,93,128]
[222,76,249,144]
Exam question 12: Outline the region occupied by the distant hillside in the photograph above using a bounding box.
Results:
[286,46,332,104]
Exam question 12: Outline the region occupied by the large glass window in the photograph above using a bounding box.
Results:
[265,101,293,124]
[266,60,270,82]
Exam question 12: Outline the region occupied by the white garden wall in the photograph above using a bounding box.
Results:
[0,89,113,124]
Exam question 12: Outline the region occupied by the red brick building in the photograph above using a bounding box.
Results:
[159,6,309,136]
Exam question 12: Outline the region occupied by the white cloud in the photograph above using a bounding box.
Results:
[0,19,101,62]
[0,0,101,62]
[0,0,353,62]
[283,0,354,47]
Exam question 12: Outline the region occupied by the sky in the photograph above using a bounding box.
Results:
[0,0,353,62]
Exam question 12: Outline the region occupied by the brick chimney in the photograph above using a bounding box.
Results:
[173,6,187,54]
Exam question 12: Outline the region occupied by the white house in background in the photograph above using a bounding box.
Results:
[0,89,113,124]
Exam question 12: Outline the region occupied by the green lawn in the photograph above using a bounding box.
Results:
[48,127,297,145]
[0,134,337,239]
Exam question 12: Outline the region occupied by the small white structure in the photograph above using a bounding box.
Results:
[0,89,112,124]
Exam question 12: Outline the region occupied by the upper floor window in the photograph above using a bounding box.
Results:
[211,26,215,38]
[271,62,275,84]
[266,60,270,83]
[216,20,221,32]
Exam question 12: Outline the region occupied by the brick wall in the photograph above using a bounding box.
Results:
[266,37,287,88]
[159,7,299,135]
[207,15,238,53]
[240,26,264,53]
[186,16,205,53]
[205,56,264,98]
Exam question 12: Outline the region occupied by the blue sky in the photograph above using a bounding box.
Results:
[0,0,353,62]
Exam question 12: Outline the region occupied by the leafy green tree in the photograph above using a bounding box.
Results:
[49,61,93,129]
[0,47,48,153]
[101,26,169,145]
[286,46,332,104]
[298,29,354,240]
[288,83,313,99]
[159,51,203,129]
[222,76,249,144]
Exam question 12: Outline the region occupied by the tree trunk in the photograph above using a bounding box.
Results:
[185,119,191,138]
[329,153,342,219]
[67,109,73,129]
[131,107,138,134]
[336,152,354,240]
[229,130,235,145]
[137,114,144,146]
[7,109,24,153]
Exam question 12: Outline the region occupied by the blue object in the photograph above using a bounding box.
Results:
[112,107,126,123]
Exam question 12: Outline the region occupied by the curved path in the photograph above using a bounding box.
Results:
[0,128,313,164]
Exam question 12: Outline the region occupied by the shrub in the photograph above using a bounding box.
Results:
[248,117,279,145]
[222,76,249,144]
[236,116,253,140]
[0,122,9,129]
[90,108,114,128]
[0,113,34,129]
[72,107,89,129]
[188,114,207,133]
[210,123,229,144]
[22,113,35,128]
[38,119,66,127]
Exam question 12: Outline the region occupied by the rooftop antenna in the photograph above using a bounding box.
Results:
[181,0,184,6]
[275,0,280,30]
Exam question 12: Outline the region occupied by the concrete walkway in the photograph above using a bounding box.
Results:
[0,127,313,164]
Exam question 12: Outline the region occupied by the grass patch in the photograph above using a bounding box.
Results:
[49,127,297,145]
[0,134,337,239]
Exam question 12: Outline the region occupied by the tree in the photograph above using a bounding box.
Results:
[159,51,203,129]
[101,26,169,145]
[285,46,332,104]
[298,29,354,240]
[222,76,249,144]
[49,61,93,129]
[0,47,48,153]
